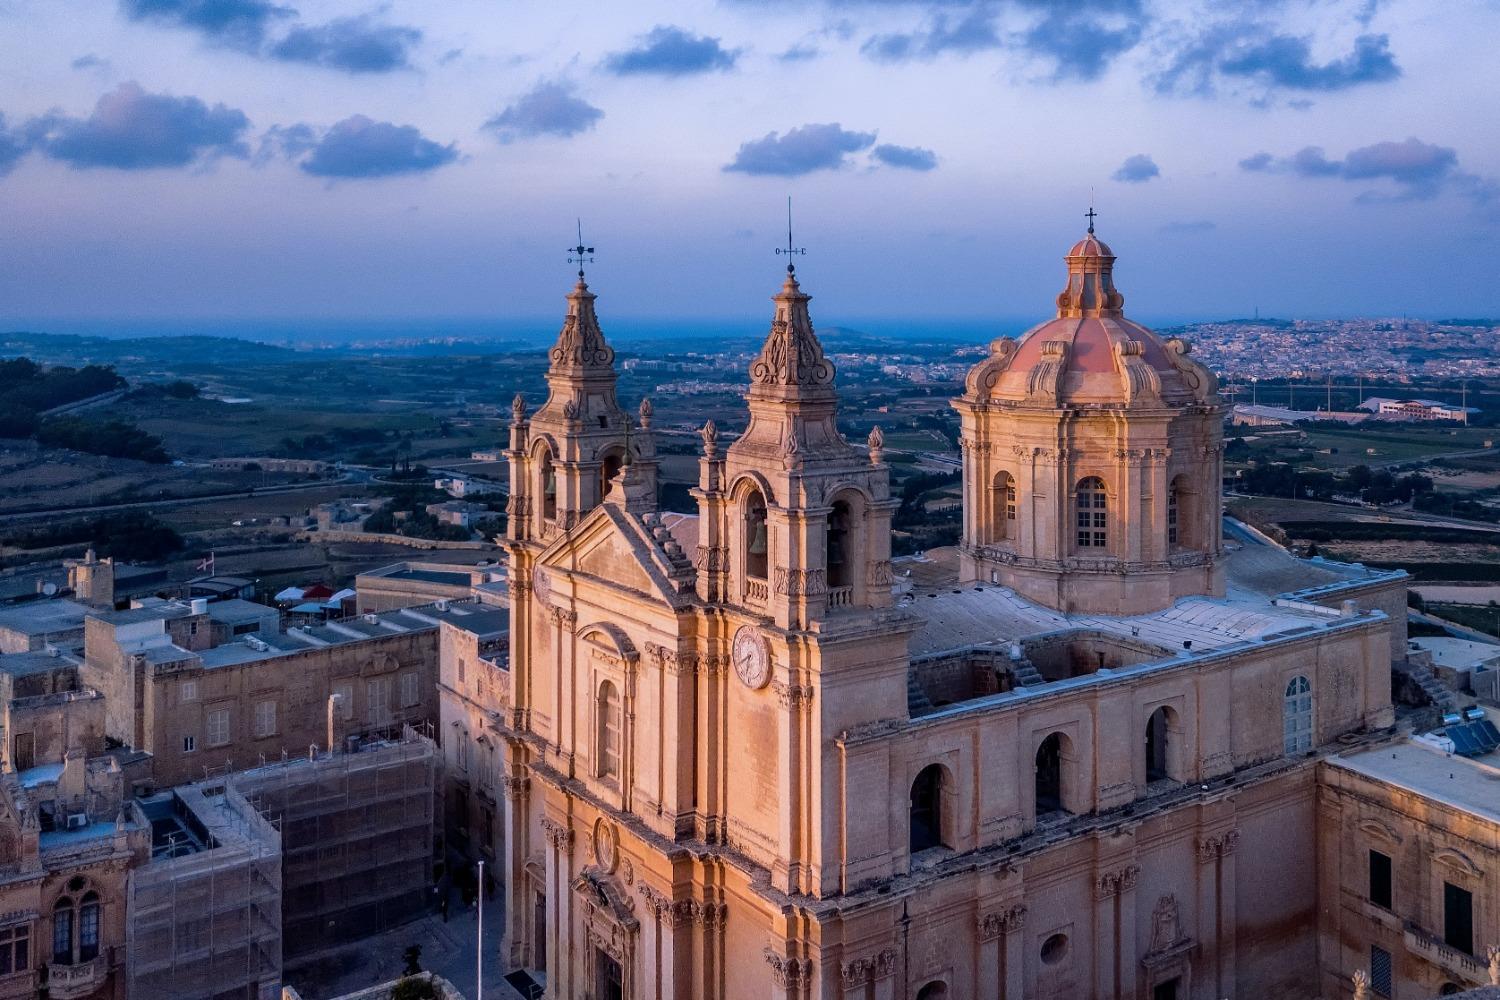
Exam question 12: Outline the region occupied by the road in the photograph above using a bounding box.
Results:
[0,472,366,527]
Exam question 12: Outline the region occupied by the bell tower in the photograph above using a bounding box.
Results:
[696,262,895,630]
[507,263,655,548]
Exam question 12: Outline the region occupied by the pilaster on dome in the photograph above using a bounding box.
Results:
[1056,231,1125,319]
[749,271,835,395]
[548,279,615,375]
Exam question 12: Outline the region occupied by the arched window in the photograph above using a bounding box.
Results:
[744,490,769,581]
[51,898,72,965]
[909,764,947,854]
[1284,676,1313,754]
[1168,475,1194,550]
[539,449,558,522]
[1075,477,1108,549]
[1146,706,1173,782]
[916,983,949,1000]
[597,681,621,781]
[1036,733,1066,815]
[992,471,1016,541]
[78,893,99,962]
[599,449,623,503]
[826,500,851,589]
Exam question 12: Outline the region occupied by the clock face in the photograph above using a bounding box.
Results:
[732,626,771,689]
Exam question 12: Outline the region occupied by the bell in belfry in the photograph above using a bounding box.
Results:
[748,521,768,556]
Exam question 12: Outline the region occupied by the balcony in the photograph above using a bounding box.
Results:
[827,586,854,609]
[745,578,769,606]
[46,956,107,999]
[1404,921,1486,987]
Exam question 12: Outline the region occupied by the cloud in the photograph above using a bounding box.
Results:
[777,43,820,62]
[484,81,604,143]
[724,123,876,176]
[1020,2,1145,81]
[1240,137,1495,203]
[861,9,1002,63]
[1155,24,1399,97]
[25,82,249,170]
[70,54,109,70]
[1218,32,1398,90]
[872,143,937,170]
[606,26,739,76]
[293,115,457,178]
[119,0,292,50]
[0,115,27,176]
[268,15,421,73]
[1158,220,1215,234]
[1112,153,1159,183]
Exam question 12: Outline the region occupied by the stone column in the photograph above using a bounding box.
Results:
[500,762,531,967]
[1094,864,1140,1000]
[1197,830,1239,998]
[766,947,813,1000]
[977,905,1026,1000]
[541,817,575,998]
[772,680,813,895]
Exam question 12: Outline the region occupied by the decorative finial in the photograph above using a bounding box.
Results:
[621,413,633,466]
[511,393,527,421]
[700,419,718,457]
[1085,204,1098,235]
[1488,943,1500,985]
[867,425,884,466]
[638,397,653,430]
[1351,970,1370,1000]
[774,195,806,275]
[567,218,595,280]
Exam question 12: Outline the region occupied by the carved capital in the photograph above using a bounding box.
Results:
[867,559,894,587]
[978,903,1026,941]
[691,900,727,930]
[770,681,814,709]
[500,775,530,801]
[1094,863,1141,900]
[540,817,574,854]
[1196,830,1239,863]
[764,949,812,990]
[549,608,577,629]
[774,566,826,596]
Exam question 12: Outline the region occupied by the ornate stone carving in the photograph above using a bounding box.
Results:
[1094,863,1141,900]
[770,681,814,709]
[1196,830,1239,863]
[867,559,894,587]
[978,904,1026,941]
[638,397,653,429]
[549,608,577,629]
[750,278,834,387]
[700,419,719,456]
[841,948,896,987]
[562,399,579,421]
[512,393,527,421]
[774,566,826,596]
[764,949,812,990]
[540,817,574,854]
[637,883,673,918]
[867,425,884,465]
[1149,894,1183,954]
[500,775,530,801]
[691,900,727,930]
[694,545,729,572]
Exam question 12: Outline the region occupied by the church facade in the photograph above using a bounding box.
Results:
[494,233,1408,1000]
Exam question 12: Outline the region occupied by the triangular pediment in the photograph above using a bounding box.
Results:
[536,503,689,607]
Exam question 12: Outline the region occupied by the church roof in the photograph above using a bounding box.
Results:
[961,230,1219,408]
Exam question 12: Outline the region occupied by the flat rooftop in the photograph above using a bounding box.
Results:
[0,649,82,676]
[0,599,90,636]
[1329,740,1500,825]
[1410,636,1500,670]
[444,606,508,638]
[205,599,278,624]
[196,600,487,669]
[382,569,471,586]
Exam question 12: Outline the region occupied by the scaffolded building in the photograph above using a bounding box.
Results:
[127,782,283,1000]
[234,728,437,964]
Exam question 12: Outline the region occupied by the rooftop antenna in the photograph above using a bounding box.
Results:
[567,218,594,280]
[775,195,806,275]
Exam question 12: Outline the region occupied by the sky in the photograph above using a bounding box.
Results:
[0,0,1497,332]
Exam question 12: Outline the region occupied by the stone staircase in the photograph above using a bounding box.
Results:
[907,673,935,716]
[1011,658,1047,688]
[1400,659,1457,712]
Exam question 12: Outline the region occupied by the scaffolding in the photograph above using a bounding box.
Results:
[126,783,283,1000]
[234,728,437,962]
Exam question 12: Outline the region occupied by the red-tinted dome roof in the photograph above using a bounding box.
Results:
[1067,233,1114,258]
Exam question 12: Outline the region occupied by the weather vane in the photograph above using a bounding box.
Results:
[568,218,594,279]
[774,195,806,274]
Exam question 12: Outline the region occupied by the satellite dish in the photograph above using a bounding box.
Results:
[41,582,57,597]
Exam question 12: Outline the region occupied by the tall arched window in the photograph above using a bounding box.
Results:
[78,893,99,962]
[540,449,558,522]
[909,764,947,854]
[1146,706,1173,782]
[1075,477,1108,549]
[826,499,851,589]
[598,449,623,503]
[51,898,72,965]
[1284,676,1313,754]
[1036,733,1067,815]
[744,490,769,581]
[1168,475,1194,550]
[992,471,1016,542]
[597,681,621,781]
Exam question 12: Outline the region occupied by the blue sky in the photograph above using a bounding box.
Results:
[0,0,1496,328]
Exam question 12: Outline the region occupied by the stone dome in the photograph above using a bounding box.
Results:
[963,231,1218,408]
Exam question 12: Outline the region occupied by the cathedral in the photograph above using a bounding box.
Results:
[493,227,1412,999]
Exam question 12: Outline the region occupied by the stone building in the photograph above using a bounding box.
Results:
[485,231,1414,1000]
[0,649,151,1000]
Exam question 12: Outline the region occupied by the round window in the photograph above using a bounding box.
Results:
[1041,932,1069,966]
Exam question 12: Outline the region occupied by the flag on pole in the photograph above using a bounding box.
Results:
[196,552,214,575]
